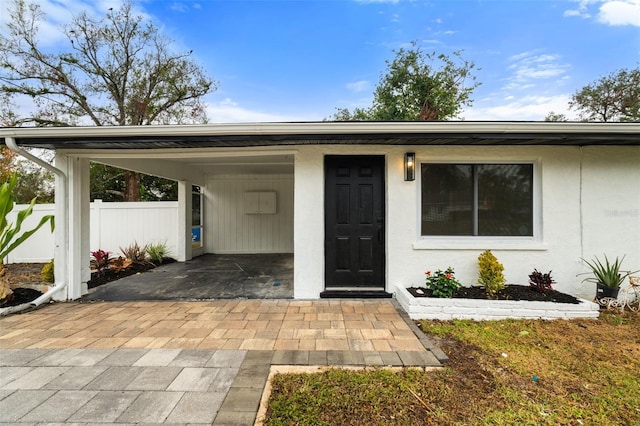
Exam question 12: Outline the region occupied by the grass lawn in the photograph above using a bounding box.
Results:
[263,311,640,425]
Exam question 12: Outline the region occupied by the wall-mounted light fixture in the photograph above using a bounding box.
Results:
[404,152,415,181]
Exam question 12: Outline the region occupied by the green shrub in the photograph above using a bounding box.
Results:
[120,241,148,263]
[147,241,169,265]
[478,249,506,297]
[424,267,461,298]
[41,258,54,283]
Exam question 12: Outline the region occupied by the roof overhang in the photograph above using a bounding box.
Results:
[1,121,639,149]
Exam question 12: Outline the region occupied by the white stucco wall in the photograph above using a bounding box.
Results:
[293,144,640,300]
[581,146,640,288]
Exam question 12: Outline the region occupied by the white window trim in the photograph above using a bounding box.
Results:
[414,157,544,250]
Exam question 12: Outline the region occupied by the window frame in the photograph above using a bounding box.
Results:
[414,158,544,251]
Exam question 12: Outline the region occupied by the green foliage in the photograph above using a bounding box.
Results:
[147,241,169,265]
[89,163,177,202]
[424,267,461,298]
[40,258,54,283]
[528,269,554,293]
[266,368,436,426]
[544,111,568,122]
[569,67,640,122]
[120,242,148,264]
[0,174,54,261]
[12,164,55,204]
[477,249,506,297]
[331,42,479,121]
[580,254,638,288]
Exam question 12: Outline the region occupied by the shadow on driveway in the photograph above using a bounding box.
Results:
[83,253,293,301]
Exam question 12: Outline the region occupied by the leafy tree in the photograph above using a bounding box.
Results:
[569,67,640,122]
[1,148,17,183]
[90,162,176,202]
[544,112,568,122]
[0,0,214,200]
[13,163,54,203]
[331,43,479,121]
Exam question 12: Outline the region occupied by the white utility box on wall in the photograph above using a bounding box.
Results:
[243,191,277,214]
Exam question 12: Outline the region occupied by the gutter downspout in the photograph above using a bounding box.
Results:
[4,137,68,308]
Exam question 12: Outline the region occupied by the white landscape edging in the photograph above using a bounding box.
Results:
[394,284,600,320]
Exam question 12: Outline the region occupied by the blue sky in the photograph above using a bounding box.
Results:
[2,0,639,122]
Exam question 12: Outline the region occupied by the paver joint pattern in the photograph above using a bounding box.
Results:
[0,299,444,424]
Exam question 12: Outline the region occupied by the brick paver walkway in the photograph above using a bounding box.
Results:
[0,300,443,424]
[0,300,425,352]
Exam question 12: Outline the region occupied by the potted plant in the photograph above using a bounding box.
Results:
[581,255,638,301]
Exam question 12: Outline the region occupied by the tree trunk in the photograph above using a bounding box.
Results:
[0,262,13,303]
[124,170,141,202]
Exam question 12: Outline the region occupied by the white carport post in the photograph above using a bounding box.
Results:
[55,154,91,300]
[177,180,193,262]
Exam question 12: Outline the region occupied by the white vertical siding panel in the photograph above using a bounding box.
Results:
[206,174,294,254]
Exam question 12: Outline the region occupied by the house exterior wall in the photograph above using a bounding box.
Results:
[205,174,294,254]
[293,144,639,300]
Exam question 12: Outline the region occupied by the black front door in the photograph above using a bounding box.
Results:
[324,155,385,290]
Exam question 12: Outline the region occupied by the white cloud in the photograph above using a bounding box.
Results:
[598,0,640,26]
[464,94,576,121]
[504,52,570,91]
[346,80,371,93]
[564,0,593,18]
[564,0,640,26]
[466,50,575,121]
[169,3,189,13]
[206,98,310,123]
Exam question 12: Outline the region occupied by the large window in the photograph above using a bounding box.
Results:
[421,163,533,237]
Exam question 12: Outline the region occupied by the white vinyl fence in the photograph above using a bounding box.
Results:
[4,200,179,264]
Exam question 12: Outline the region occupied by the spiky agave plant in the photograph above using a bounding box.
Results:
[581,255,638,288]
[0,175,54,303]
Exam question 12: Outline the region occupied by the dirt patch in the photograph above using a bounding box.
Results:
[408,284,581,304]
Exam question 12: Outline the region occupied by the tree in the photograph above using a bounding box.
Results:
[1,148,17,183]
[331,43,479,121]
[544,112,568,122]
[90,163,177,202]
[0,0,215,200]
[569,68,640,122]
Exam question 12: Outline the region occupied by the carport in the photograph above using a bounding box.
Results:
[84,253,293,301]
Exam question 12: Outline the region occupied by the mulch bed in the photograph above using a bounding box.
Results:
[407,284,581,304]
[1,258,175,308]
